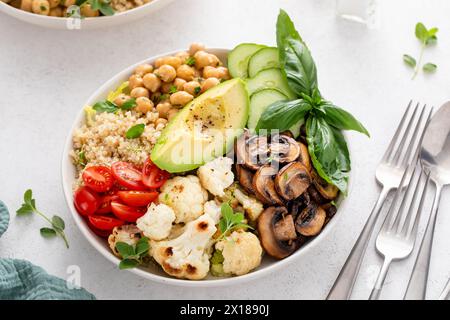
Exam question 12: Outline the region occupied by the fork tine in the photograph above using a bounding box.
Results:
[403,172,430,239]
[397,106,427,166]
[404,107,433,166]
[381,100,412,163]
[391,102,420,165]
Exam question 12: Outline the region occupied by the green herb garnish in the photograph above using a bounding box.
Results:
[121,98,136,110]
[78,150,87,167]
[186,57,196,66]
[17,190,69,248]
[404,22,438,79]
[194,86,201,95]
[77,0,115,16]
[126,124,145,139]
[116,237,149,269]
[93,100,118,113]
[217,203,252,241]
[256,10,369,194]
[168,85,178,94]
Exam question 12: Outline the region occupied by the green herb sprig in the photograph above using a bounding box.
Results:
[16,190,69,248]
[217,203,252,241]
[256,10,369,194]
[93,98,136,113]
[126,124,145,139]
[403,22,438,79]
[115,237,150,269]
[76,0,114,16]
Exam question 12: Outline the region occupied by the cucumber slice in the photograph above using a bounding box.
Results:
[228,43,266,79]
[248,88,287,130]
[246,68,295,99]
[248,47,280,78]
[248,88,302,137]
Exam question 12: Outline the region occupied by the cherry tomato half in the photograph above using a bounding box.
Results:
[88,215,124,231]
[111,201,146,223]
[142,159,170,189]
[111,162,147,190]
[117,191,158,207]
[74,187,100,216]
[87,220,112,238]
[82,166,114,193]
[96,194,120,215]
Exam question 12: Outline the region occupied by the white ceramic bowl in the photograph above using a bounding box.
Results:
[62,48,350,287]
[0,0,173,29]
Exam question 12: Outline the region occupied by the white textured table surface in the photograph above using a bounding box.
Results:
[0,0,449,300]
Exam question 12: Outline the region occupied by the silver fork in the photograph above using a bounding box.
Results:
[369,166,430,299]
[327,101,432,300]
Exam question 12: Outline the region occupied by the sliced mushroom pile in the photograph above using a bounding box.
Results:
[235,129,339,259]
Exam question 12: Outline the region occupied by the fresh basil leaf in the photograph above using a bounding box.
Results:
[24,189,33,205]
[306,116,350,193]
[119,259,139,270]
[98,2,114,16]
[115,242,135,259]
[93,100,118,113]
[276,10,318,96]
[121,98,136,110]
[126,124,145,139]
[135,237,149,256]
[256,99,312,132]
[16,204,33,215]
[40,227,57,238]
[322,104,370,136]
[403,54,416,68]
[423,62,437,72]
[52,215,65,231]
[415,22,428,43]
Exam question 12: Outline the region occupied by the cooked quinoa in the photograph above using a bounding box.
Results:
[111,0,151,12]
[71,110,165,171]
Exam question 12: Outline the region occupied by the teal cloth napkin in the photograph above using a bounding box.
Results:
[0,200,95,300]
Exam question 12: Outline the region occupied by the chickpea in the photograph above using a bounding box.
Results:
[155,118,168,126]
[217,67,230,80]
[20,0,33,11]
[162,56,182,69]
[31,0,50,15]
[155,57,168,68]
[61,0,75,7]
[194,51,215,69]
[189,43,206,56]
[134,64,153,77]
[135,97,154,113]
[175,51,190,64]
[176,65,195,81]
[203,66,220,79]
[47,0,59,8]
[209,54,220,67]
[49,6,62,16]
[170,91,194,106]
[161,82,174,94]
[143,73,161,92]
[156,65,177,83]
[128,74,144,90]
[80,3,99,17]
[130,87,149,99]
[156,102,172,119]
[167,108,179,121]
[113,94,131,107]
[183,81,201,96]
[173,78,186,91]
[201,77,220,92]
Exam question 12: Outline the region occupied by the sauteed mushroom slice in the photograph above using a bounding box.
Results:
[298,142,311,172]
[311,170,339,200]
[235,164,255,194]
[235,132,270,170]
[322,202,337,225]
[279,130,294,139]
[275,162,311,201]
[252,165,284,206]
[270,134,301,164]
[295,202,326,236]
[307,185,327,204]
[273,214,297,241]
[257,207,298,259]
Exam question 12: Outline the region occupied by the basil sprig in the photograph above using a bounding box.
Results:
[256,10,369,194]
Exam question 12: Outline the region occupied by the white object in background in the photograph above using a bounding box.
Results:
[336,0,379,28]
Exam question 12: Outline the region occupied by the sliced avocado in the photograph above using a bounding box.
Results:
[151,79,249,173]
[246,68,296,99]
[228,43,266,79]
[248,47,280,78]
[248,88,302,137]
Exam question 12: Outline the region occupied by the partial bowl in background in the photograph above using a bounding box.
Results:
[61,48,350,286]
[0,0,173,29]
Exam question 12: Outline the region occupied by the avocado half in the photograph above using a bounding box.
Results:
[150,78,249,173]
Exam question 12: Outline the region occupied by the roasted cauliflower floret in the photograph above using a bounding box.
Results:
[215,231,262,276]
[150,214,217,280]
[158,175,208,223]
[198,157,234,197]
[203,200,222,224]
[233,187,264,221]
[108,224,142,257]
[136,203,175,241]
